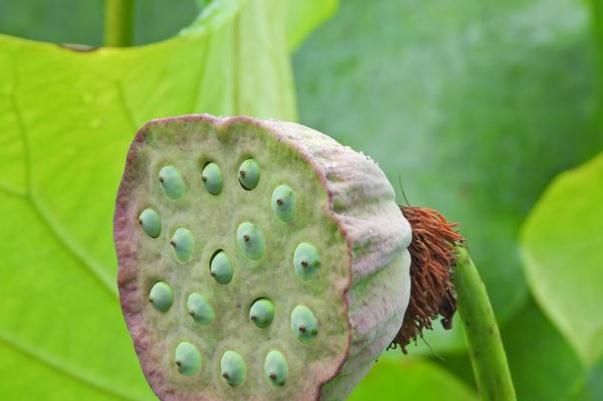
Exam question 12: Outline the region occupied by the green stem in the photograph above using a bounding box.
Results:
[104,0,134,47]
[453,246,517,401]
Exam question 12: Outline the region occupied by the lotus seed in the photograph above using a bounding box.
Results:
[238,158,260,190]
[237,222,265,260]
[264,350,288,387]
[138,208,161,238]
[294,242,321,280]
[159,165,186,199]
[271,184,296,222]
[201,162,223,195]
[249,298,275,328]
[187,293,215,325]
[209,251,233,284]
[220,350,246,387]
[170,228,193,262]
[174,342,201,376]
[148,282,173,312]
[290,305,318,343]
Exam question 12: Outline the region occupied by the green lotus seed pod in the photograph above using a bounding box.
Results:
[170,228,193,262]
[220,350,246,387]
[115,115,413,401]
[293,242,320,280]
[138,208,162,238]
[249,298,274,328]
[209,251,233,284]
[159,165,186,199]
[201,162,223,195]
[290,305,318,343]
[148,281,173,312]
[264,350,288,387]
[271,184,295,222]
[174,341,201,376]
[236,222,265,260]
[187,293,215,325]
[238,158,260,190]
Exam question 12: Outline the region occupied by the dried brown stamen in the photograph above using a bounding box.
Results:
[390,206,464,353]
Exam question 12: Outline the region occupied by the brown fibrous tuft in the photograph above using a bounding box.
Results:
[390,206,464,353]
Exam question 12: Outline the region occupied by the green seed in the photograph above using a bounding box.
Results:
[249,298,275,328]
[148,282,173,312]
[174,341,201,376]
[220,350,246,387]
[290,305,318,343]
[238,159,260,190]
[201,162,223,195]
[187,293,215,325]
[209,251,233,284]
[264,350,288,387]
[293,242,320,280]
[271,184,295,222]
[159,165,186,199]
[138,208,161,238]
[171,228,193,263]
[237,222,265,260]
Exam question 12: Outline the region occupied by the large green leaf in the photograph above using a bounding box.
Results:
[348,358,478,401]
[521,152,603,365]
[294,0,603,353]
[501,299,584,401]
[0,0,334,399]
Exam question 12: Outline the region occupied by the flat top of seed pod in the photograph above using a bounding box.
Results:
[114,114,411,401]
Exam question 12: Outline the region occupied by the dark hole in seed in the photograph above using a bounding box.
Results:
[276,198,283,206]
[301,260,308,268]
[269,373,277,380]
[175,361,181,367]
[159,177,164,183]
[170,240,176,247]
[239,171,246,178]
[299,326,306,333]
[243,234,250,242]
[223,373,230,379]
[250,315,257,321]
[201,176,207,182]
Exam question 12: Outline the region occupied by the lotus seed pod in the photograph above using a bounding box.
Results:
[174,342,201,376]
[264,350,289,387]
[249,298,275,328]
[187,293,215,325]
[271,184,296,222]
[159,165,186,199]
[220,350,246,387]
[115,115,412,401]
[238,158,260,190]
[148,282,173,312]
[171,227,193,263]
[290,305,319,343]
[209,250,233,284]
[236,221,265,260]
[201,162,223,195]
[293,242,321,280]
[139,208,161,238]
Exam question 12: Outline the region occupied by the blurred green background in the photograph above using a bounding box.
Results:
[1,0,602,400]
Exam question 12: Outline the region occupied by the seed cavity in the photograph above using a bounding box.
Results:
[220,350,246,387]
[159,165,186,199]
[209,250,233,284]
[264,350,288,387]
[249,298,275,328]
[148,282,173,312]
[201,162,223,195]
[171,228,193,263]
[290,305,318,343]
[293,242,321,280]
[174,341,201,376]
[187,293,215,325]
[238,159,260,190]
[138,208,161,238]
[271,184,296,222]
[236,222,265,260]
